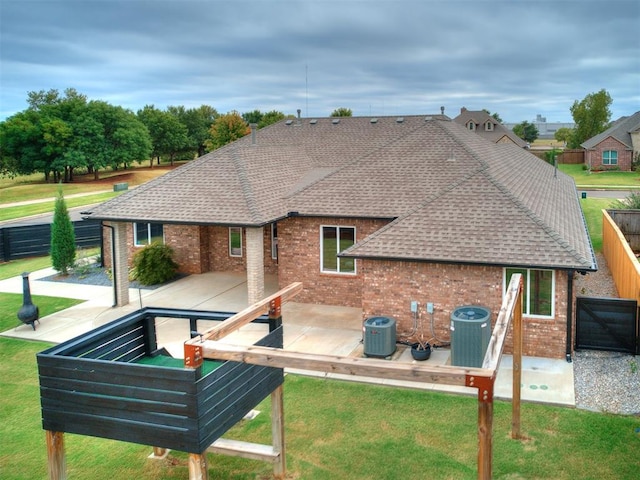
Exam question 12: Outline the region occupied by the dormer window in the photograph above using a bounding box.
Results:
[485,121,494,131]
[467,122,475,131]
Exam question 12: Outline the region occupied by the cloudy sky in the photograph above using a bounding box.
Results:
[1,0,638,123]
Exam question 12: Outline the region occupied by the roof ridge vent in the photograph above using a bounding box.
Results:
[370,118,378,124]
[396,117,404,123]
[310,119,318,125]
[332,118,340,125]
[285,119,293,126]
[424,116,432,121]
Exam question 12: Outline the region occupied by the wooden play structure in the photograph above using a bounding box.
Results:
[39,275,524,480]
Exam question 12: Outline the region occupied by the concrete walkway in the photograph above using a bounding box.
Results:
[0,268,575,407]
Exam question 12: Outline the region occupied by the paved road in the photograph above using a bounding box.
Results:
[582,189,631,200]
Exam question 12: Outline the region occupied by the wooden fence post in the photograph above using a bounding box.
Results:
[188,453,208,480]
[271,384,286,479]
[46,430,66,480]
[512,278,523,439]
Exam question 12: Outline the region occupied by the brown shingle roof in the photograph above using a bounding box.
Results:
[87,115,595,270]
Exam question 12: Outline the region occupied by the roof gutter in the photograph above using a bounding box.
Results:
[566,269,575,363]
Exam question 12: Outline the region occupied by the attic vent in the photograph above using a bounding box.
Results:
[285,120,293,126]
[396,117,404,123]
[370,118,378,124]
[424,116,432,121]
[310,119,318,124]
[332,118,340,125]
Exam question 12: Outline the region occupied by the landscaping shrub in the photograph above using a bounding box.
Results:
[130,242,178,285]
[50,186,76,275]
[612,191,640,210]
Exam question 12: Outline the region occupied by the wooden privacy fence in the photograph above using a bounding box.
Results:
[602,209,640,304]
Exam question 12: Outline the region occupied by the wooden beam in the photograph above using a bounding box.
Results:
[201,342,487,385]
[477,392,494,480]
[188,453,208,480]
[271,385,286,479]
[207,438,279,462]
[511,277,524,439]
[46,430,66,480]
[482,273,522,370]
[185,282,303,344]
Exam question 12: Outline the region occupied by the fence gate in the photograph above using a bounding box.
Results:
[576,296,639,354]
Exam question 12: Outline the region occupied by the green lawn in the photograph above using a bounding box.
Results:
[559,164,640,188]
[581,197,616,252]
[0,335,638,479]
[0,191,120,221]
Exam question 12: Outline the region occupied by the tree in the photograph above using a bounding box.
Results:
[331,107,352,117]
[483,109,503,123]
[138,105,188,166]
[205,111,250,150]
[554,127,574,146]
[242,109,263,125]
[512,120,539,143]
[168,104,218,157]
[569,89,612,148]
[258,110,286,128]
[50,186,76,275]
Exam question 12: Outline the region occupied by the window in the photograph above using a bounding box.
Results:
[321,226,355,274]
[485,121,493,131]
[229,227,243,257]
[602,150,618,165]
[134,223,164,246]
[505,268,554,317]
[271,223,278,260]
[467,122,475,131]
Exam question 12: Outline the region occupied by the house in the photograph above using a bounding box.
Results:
[85,114,596,360]
[454,107,528,148]
[582,111,640,171]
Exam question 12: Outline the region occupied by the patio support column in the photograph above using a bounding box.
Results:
[112,221,130,306]
[245,227,264,305]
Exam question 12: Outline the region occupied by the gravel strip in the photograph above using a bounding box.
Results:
[573,253,640,415]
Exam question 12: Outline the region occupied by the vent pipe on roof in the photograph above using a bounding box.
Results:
[250,123,258,145]
[440,106,445,115]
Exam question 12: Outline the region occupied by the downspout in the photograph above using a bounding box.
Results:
[566,269,574,363]
[101,223,117,308]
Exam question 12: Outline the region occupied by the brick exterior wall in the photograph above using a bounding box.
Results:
[103,223,279,276]
[359,260,570,359]
[102,218,573,359]
[277,216,391,307]
[586,137,633,171]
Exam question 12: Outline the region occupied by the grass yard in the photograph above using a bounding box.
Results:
[581,197,617,252]
[0,334,639,479]
[0,277,639,478]
[559,164,640,188]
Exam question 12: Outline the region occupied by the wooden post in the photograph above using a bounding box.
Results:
[511,277,523,439]
[467,375,494,480]
[188,453,208,480]
[271,385,286,479]
[46,430,66,480]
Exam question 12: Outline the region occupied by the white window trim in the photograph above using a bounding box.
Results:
[133,222,164,247]
[320,225,357,275]
[229,227,243,257]
[485,121,493,131]
[503,268,555,318]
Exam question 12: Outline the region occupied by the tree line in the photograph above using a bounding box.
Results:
[0,89,293,182]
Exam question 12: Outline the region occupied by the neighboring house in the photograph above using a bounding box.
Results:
[582,111,640,172]
[86,115,596,360]
[454,107,528,148]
